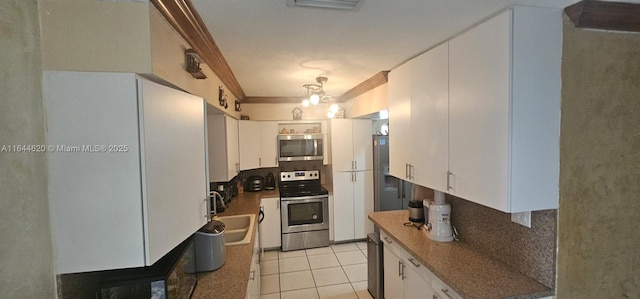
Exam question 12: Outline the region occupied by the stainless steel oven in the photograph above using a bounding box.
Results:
[279,170,330,251]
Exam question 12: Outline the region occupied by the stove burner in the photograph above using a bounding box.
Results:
[279,170,327,198]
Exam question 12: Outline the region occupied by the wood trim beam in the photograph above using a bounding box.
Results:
[565,0,640,33]
[242,97,306,104]
[337,71,389,103]
[150,0,246,100]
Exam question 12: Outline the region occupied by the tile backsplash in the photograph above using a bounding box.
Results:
[446,193,557,289]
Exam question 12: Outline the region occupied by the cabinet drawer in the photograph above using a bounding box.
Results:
[402,250,435,284]
[380,231,403,257]
[432,276,462,299]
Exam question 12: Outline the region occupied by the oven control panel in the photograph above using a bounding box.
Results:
[280,170,320,182]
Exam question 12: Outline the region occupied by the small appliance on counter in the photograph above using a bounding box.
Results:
[195,220,226,272]
[425,191,454,242]
[97,236,196,299]
[247,175,264,192]
[264,172,276,190]
[407,198,424,223]
[211,181,233,207]
[210,191,225,213]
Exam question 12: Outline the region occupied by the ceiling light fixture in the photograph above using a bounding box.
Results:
[302,76,329,106]
[327,104,344,119]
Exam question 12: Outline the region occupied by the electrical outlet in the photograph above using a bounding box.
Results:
[511,211,531,228]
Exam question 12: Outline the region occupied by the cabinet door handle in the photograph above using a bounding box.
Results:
[259,157,262,166]
[441,289,454,299]
[249,270,256,280]
[407,258,420,268]
[354,160,357,170]
[399,261,406,280]
[409,164,414,180]
[447,171,453,191]
[383,236,392,244]
[354,172,357,183]
[405,163,409,179]
[204,197,210,221]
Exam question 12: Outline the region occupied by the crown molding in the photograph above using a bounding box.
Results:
[242,97,308,104]
[337,71,389,103]
[150,0,246,100]
[565,0,640,32]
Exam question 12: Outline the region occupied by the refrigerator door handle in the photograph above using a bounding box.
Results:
[401,181,406,199]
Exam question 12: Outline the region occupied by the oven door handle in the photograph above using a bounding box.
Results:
[280,194,329,202]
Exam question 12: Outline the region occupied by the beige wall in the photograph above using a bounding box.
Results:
[241,103,333,121]
[0,0,55,297]
[40,0,239,118]
[40,0,152,73]
[241,83,388,121]
[345,83,388,118]
[557,17,640,298]
[148,5,240,118]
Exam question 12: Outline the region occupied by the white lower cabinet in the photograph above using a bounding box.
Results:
[432,276,462,299]
[382,235,404,299]
[246,224,261,299]
[333,170,373,242]
[404,255,435,299]
[381,231,444,299]
[259,197,281,249]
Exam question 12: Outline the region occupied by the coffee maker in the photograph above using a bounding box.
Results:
[425,191,454,242]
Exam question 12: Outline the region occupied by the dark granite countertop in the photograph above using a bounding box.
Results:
[369,210,554,299]
[191,189,279,299]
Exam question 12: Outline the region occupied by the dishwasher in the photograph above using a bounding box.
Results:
[367,232,384,298]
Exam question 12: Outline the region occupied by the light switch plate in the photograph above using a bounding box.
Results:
[511,211,531,228]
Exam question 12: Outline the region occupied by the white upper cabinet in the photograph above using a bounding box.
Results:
[209,114,240,182]
[260,121,279,168]
[388,6,561,213]
[44,71,208,274]
[238,120,262,170]
[238,121,279,170]
[388,61,412,181]
[388,42,449,190]
[409,42,450,192]
[448,7,561,212]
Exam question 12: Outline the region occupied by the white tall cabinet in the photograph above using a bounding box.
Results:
[388,6,561,213]
[44,71,208,274]
[209,114,240,182]
[331,119,374,242]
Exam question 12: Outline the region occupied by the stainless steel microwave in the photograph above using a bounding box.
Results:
[278,134,323,162]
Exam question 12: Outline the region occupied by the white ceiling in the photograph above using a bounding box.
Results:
[191,0,581,100]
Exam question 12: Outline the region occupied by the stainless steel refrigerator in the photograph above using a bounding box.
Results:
[373,135,413,211]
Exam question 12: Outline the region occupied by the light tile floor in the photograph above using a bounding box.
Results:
[260,241,373,299]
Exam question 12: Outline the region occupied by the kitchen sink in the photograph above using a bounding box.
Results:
[216,214,256,246]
